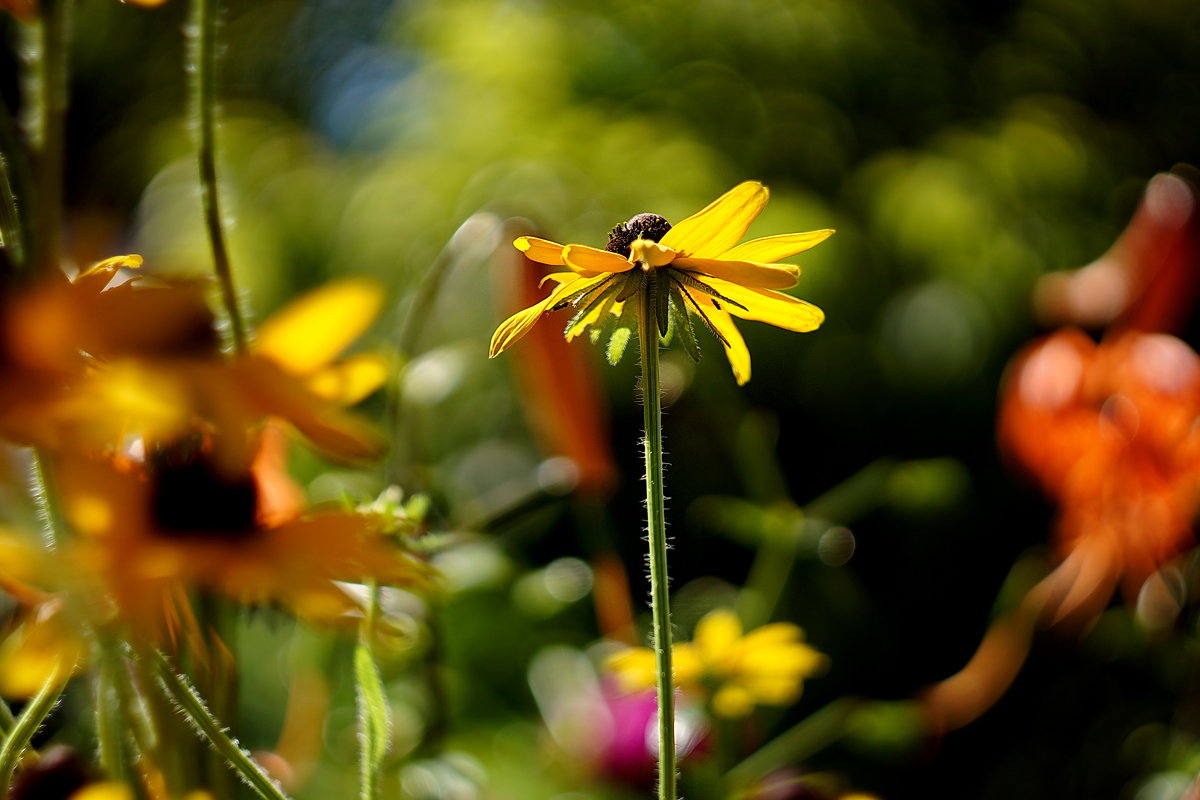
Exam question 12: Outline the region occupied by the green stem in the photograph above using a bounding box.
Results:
[638,276,676,800]
[0,151,23,272]
[0,699,14,736]
[152,649,291,800]
[25,0,69,276]
[94,641,125,782]
[356,579,384,800]
[725,697,860,785]
[0,667,67,798]
[190,0,247,353]
[29,452,62,551]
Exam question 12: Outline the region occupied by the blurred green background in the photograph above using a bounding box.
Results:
[6,0,1200,797]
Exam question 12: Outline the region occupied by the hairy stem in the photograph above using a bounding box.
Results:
[153,649,291,800]
[25,0,69,276]
[190,0,247,352]
[638,273,676,800]
[0,665,67,798]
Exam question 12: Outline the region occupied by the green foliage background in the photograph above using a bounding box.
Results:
[5,0,1200,797]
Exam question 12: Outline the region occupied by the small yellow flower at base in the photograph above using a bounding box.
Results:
[607,608,826,718]
[69,784,136,800]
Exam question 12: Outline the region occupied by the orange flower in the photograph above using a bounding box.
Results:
[52,434,428,639]
[0,260,385,466]
[998,328,1200,620]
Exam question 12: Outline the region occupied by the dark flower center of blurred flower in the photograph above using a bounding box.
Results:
[8,745,90,800]
[150,446,260,540]
[605,213,672,258]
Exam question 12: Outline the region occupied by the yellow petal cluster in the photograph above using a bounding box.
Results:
[490,181,833,384]
[607,608,826,718]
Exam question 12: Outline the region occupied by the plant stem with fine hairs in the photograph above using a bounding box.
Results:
[190,0,247,353]
[637,274,676,800]
[24,0,70,276]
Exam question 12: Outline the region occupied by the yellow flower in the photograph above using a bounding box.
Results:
[607,608,826,718]
[18,268,387,466]
[490,181,832,384]
[0,532,86,698]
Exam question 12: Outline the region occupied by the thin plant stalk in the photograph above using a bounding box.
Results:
[637,278,676,800]
[0,699,14,736]
[355,579,388,800]
[0,665,68,798]
[0,152,23,270]
[190,0,247,353]
[152,649,291,800]
[23,0,70,276]
[94,641,126,782]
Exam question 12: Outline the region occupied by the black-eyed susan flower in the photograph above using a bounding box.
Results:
[1,261,386,467]
[606,608,826,718]
[51,432,429,640]
[490,181,832,384]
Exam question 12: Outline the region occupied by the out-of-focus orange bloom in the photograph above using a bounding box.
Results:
[1036,170,1200,335]
[1,0,165,18]
[492,227,619,498]
[999,328,1200,617]
[52,433,429,640]
[925,328,1200,732]
[0,261,385,468]
[0,256,213,448]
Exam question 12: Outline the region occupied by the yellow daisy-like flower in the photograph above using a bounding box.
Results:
[489,181,832,384]
[607,608,827,718]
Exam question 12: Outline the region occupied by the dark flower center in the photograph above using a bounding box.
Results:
[605,213,672,258]
[150,443,259,540]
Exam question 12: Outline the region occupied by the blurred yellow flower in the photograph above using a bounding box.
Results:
[0,533,85,698]
[0,264,386,466]
[52,432,429,639]
[69,783,137,800]
[490,181,832,384]
[607,608,826,718]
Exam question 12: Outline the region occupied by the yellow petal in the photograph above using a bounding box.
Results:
[693,609,743,669]
[489,274,605,357]
[78,254,143,278]
[720,230,834,263]
[562,244,635,275]
[514,237,567,266]
[671,643,703,687]
[307,353,389,405]
[629,238,676,268]
[674,257,799,289]
[660,181,769,259]
[712,684,756,718]
[704,306,751,385]
[255,279,384,375]
[70,783,137,800]
[606,648,658,691]
[705,278,824,333]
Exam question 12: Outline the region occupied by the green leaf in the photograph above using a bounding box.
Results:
[670,290,701,362]
[607,326,633,365]
[355,643,392,772]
